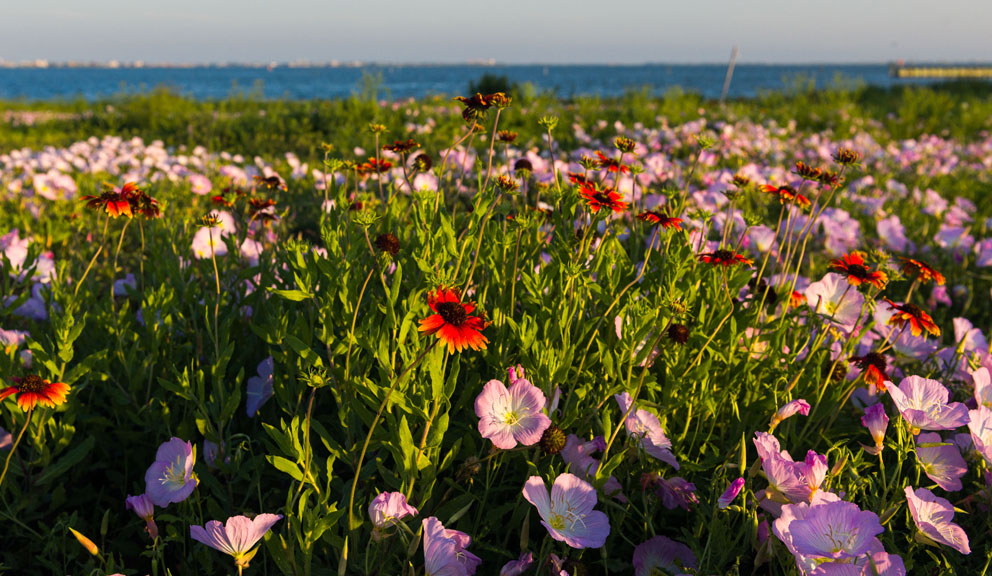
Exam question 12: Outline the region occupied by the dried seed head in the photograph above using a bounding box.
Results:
[540,425,567,455]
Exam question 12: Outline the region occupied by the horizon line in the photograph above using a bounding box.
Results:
[3,59,992,68]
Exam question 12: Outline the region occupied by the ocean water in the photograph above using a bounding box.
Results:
[0,64,959,101]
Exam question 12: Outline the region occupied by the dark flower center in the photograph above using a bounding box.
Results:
[846,264,869,279]
[668,323,690,344]
[901,303,925,318]
[435,301,468,326]
[18,375,46,393]
[374,233,400,256]
[712,250,734,261]
[592,192,613,204]
[864,352,887,370]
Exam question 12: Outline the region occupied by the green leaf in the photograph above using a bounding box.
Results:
[266,455,304,481]
[269,288,314,302]
[35,436,96,485]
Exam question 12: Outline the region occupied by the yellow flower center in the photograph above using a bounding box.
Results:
[504,410,520,426]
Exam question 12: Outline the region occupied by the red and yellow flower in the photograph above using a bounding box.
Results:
[829,251,888,290]
[761,184,811,210]
[883,299,940,338]
[577,182,628,213]
[899,258,945,286]
[636,210,682,230]
[0,375,70,411]
[849,353,888,390]
[82,182,137,218]
[594,151,629,174]
[698,250,754,268]
[418,288,489,353]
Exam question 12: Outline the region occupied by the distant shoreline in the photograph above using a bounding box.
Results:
[3,61,992,70]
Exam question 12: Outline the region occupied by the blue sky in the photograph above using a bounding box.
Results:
[2,0,990,64]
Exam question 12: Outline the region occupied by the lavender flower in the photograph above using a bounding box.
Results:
[499,552,533,576]
[769,399,810,430]
[861,403,889,455]
[805,273,865,328]
[718,478,745,509]
[967,406,992,466]
[191,514,283,569]
[246,356,274,417]
[904,487,970,554]
[474,366,550,450]
[522,473,610,549]
[915,432,968,492]
[368,492,417,540]
[561,434,625,502]
[422,516,481,576]
[887,376,970,433]
[615,392,679,469]
[632,535,697,576]
[775,494,883,570]
[144,437,199,507]
[125,494,158,539]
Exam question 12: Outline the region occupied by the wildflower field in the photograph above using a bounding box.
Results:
[2,82,992,575]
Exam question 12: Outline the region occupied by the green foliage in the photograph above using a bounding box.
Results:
[0,86,991,575]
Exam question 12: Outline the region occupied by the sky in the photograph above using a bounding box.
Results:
[2,0,990,64]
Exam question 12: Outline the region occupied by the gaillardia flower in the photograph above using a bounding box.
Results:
[882,299,940,338]
[81,182,137,218]
[594,151,629,174]
[637,210,682,230]
[899,257,945,286]
[577,182,628,213]
[761,184,811,209]
[418,287,489,353]
[522,473,610,549]
[144,437,199,507]
[0,375,70,411]
[191,514,283,569]
[698,249,754,268]
[850,352,888,390]
[829,251,888,290]
[475,366,551,450]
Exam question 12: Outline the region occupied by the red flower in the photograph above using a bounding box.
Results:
[883,299,940,338]
[418,288,489,353]
[793,161,823,181]
[577,182,628,213]
[382,139,420,154]
[790,291,807,308]
[248,198,278,225]
[358,158,392,176]
[567,172,591,185]
[0,375,70,411]
[698,250,754,268]
[850,353,888,390]
[899,258,945,286]
[829,252,888,289]
[761,184,811,210]
[594,151,629,174]
[637,210,682,230]
[253,175,287,191]
[82,182,137,218]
